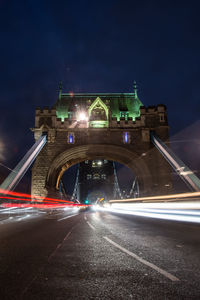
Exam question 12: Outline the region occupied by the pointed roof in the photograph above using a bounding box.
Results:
[54,84,143,121]
[88,97,109,119]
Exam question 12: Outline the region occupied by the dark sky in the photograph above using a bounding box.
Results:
[1,0,200,186]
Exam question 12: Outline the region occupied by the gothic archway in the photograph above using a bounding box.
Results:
[45,144,152,197]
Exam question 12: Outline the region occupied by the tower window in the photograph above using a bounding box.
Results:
[93,173,100,179]
[120,112,129,120]
[92,160,103,167]
[160,114,165,122]
[87,174,92,180]
[101,174,106,179]
[123,132,130,144]
[68,132,75,144]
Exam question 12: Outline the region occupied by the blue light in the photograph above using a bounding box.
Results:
[69,133,73,143]
[124,132,128,143]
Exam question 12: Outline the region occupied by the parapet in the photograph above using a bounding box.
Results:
[35,107,57,115]
[34,104,168,130]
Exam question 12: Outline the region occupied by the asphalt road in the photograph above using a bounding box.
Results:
[0,207,200,299]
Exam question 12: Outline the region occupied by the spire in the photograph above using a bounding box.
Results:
[58,81,62,100]
[133,80,138,98]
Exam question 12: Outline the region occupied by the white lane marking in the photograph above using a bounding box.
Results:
[87,221,95,231]
[21,225,76,297]
[57,214,79,222]
[48,225,77,263]
[48,243,62,262]
[103,236,180,282]
[84,215,87,220]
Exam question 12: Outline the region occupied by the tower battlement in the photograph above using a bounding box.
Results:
[34,104,167,131]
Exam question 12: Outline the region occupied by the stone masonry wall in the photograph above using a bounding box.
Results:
[31,105,172,199]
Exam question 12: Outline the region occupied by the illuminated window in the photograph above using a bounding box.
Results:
[101,174,106,179]
[87,174,92,180]
[92,160,103,167]
[123,132,130,144]
[88,97,109,128]
[120,112,129,120]
[104,160,108,164]
[68,132,75,144]
[93,173,100,179]
[85,160,89,164]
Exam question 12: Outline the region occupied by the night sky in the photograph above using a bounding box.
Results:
[1,0,200,192]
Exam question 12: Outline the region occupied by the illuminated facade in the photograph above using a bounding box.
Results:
[31,83,172,200]
[56,81,142,127]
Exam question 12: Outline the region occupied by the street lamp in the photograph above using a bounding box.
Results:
[77,112,88,122]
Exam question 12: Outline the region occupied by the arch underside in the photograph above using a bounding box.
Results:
[46,144,153,196]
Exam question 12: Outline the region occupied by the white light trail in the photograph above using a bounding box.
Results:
[105,192,200,224]
[103,201,200,224]
[109,191,200,203]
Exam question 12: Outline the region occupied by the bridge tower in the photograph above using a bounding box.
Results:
[31,83,172,200]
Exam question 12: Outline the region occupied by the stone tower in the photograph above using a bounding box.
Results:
[31,84,172,200]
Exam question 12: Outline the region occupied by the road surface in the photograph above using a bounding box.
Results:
[0,207,200,299]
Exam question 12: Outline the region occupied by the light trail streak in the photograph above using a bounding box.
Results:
[0,196,70,206]
[102,200,200,224]
[0,207,17,211]
[0,188,90,211]
[107,201,200,210]
[109,191,200,203]
[16,214,31,221]
[1,202,91,209]
[0,188,72,203]
[106,207,200,223]
[1,203,73,209]
[0,196,61,203]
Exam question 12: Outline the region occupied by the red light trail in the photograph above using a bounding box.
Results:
[0,188,90,209]
[0,188,72,203]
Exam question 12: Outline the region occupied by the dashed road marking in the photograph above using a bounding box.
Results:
[48,243,62,262]
[57,214,79,222]
[87,221,95,231]
[103,236,180,282]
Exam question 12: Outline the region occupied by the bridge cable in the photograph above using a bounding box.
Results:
[151,132,200,192]
[0,135,47,192]
[71,166,80,202]
[112,162,123,199]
